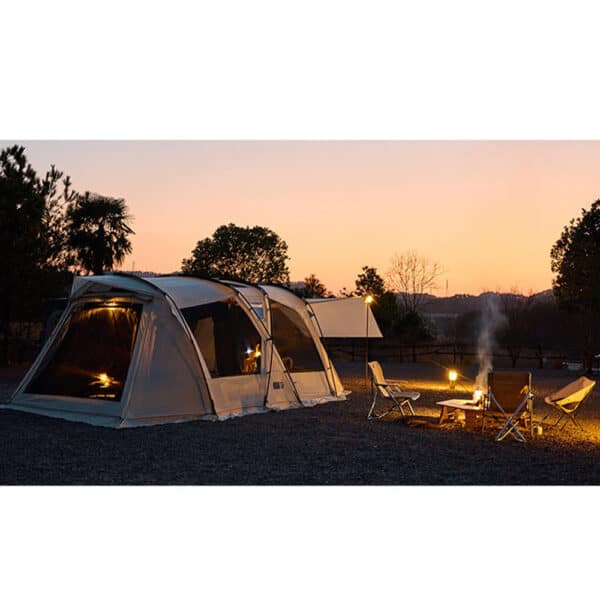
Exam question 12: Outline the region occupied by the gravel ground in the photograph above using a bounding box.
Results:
[2,361,600,485]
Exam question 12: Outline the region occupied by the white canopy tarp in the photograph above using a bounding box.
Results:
[307,297,383,338]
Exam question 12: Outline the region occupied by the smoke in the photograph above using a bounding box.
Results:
[475,295,507,389]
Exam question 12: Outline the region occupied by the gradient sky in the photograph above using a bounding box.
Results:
[6,141,600,296]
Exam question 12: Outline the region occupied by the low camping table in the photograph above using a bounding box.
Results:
[437,399,482,430]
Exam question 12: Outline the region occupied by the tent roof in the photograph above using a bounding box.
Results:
[72,275,236,309]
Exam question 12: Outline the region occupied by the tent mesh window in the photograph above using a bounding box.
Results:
[26,302,142,401]
[269,300,324,373]
[182,300,262,378]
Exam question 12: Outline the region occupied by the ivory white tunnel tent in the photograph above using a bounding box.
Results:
[224,281,347,404]
[5,275,354,428]
[5,275,307,427]
[307,297,383,338]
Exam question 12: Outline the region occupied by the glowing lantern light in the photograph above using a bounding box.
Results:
[448,369,458,390]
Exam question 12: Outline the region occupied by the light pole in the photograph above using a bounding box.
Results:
[364,295,374,389]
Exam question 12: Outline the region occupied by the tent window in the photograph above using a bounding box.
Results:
[26,302,142,401]
[270,301,324,373]
[182,300,262,378]
[251,303,265,322]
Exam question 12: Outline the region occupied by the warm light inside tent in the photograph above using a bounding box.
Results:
[245,345,261,358]
[89,372,119,399]
[92,372,117,389]
[241,344,262,374]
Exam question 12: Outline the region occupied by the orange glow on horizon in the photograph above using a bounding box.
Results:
[10,141,600,296]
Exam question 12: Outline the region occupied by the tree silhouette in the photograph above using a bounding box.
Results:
[299,274,330,298]
[386,250,442,313]
[499,288,534,368]
[67,192,134,275]
[355,265,386,298]
[551,199,600,370]
[353,265,398,336]
[182,223,290,284]
[0,145,73,364]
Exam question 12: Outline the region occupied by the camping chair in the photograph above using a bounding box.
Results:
[541,376,596,432]
[367,361,420,420]
[483,371,534,442]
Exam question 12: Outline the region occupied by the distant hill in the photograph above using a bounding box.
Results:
[416,289,555,316]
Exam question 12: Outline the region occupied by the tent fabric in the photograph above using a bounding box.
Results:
[307,297,383,338]
[222,282,348,405]
[261,284,347,404]
[4,274,301,427]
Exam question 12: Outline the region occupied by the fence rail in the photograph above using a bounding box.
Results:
[323,339,569,369]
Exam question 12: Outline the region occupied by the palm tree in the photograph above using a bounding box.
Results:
[67,192,134,275]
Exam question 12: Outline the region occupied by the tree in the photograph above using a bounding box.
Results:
[386,250,442,313]
[371,291,400,337]
[499,288,534,368]
[42,167,77,271]
[67,192,134,275]
[299,274,330,298]
[353,265,398,336]
[0,145,74,365]
[355,265,386,298]
[551,199,600,369]
[393,310,436,361]
[337,287,356,298]
[182,223,290,284]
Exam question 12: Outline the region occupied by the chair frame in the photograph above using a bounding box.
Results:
[542,408,583,431]
[367,362,419,420]
[482,372,534,442]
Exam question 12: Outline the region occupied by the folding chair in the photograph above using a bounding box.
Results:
[541,376,596,432]
[367,361,420,420]
[482,371,534,442]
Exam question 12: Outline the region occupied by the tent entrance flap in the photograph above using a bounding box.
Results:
[270,300,325,373]
[181,301,263,378]
[26,301,142,402]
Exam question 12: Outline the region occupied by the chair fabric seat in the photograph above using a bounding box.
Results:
[394,391,420,401]
[484,371,533,442]
[541,376,596,431]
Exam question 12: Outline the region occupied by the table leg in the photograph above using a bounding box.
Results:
[438,406,449,425]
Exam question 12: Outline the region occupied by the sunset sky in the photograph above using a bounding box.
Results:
[8,140,600,296]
